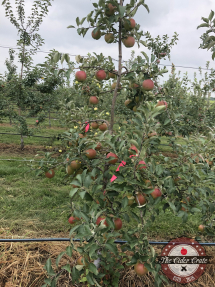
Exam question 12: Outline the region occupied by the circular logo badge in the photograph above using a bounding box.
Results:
[160,237,207,284]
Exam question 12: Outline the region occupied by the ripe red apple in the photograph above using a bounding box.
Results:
[159,52,166,57]
[114,218,122,230]
[106,152,118,164]
[151,187,162,199]
[134,262,148,276]
[99,123,108,131]
[89,96,99,105]
[156,100,168,110]
[92,29,101,40]
[96,217,108,227]
[68,216,79,224]
[79,133,86,139]
[135,193,146,205]
[66,165,74,175]
[138,160,147,170]
[142,79,154,91]
[105,3,116,16]
[95,142,102,150]
[85,149,97,159]
[45,169,55,178]
[95,70,106,81]
[105,33,114,43]
[198,225,205,232]
[124,18,136,30]
[123,36,135,48]
[91,122,99,129]
[75,71,87,82]
[156,59,160,64]
[70,160,81,170]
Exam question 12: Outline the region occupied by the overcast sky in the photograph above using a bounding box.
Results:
[0,0,214,89]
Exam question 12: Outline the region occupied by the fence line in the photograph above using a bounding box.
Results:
[0,237,214,245]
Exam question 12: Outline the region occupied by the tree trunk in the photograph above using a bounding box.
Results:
[20,134,24,150]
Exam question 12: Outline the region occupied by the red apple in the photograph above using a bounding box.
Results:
[77,256,87,265]
[151,187,162,199]
[66,165,74,175]
[95,142,102,150]
[106,152,118,164]
[134,262,148,276]
[114,218,122,230]
[105,33,114,43]
[85,149,97,159]
[124,18,136,30]
[89,96,99,105]
[123,36,135,48]
[135,193,146,205]
[198,225,205,232]
[95,70,106,81]
[70,160,81,170]
[111,82,121,91]
[156,59,160,64]
[99,123,108,131]
[68,216,79,224]
[75,71,87,82]
[181,247,187,255]
[142,79,154,91]
[91,122,99,129]
[160,52,166,57]
[156,100,168,110]
[92,29,101,40]
[105,3,116,16]
[45,169,55,178]
[96,217,108,227]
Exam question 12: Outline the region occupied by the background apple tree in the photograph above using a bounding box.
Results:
[29,1,215,286]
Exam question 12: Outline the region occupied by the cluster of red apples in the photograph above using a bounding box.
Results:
[91,4,136,48]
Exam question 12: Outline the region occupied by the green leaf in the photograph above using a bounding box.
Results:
[207,41,215,50]
[105,243,118,255]
[88,263,99,275]
[141,51,149,63]
[64,54,70,63]
[201,17,209,23]
[44,258,55,276]
[69,225,80,237]
[66,246,73,257]
[62,264,72,273]
[140,40,147,47]
[80,17,86,25]
[208,10,214,21]
[67,25,75,28]
[86,272,95,285]
[89,244,100,258]
[93,3,98,8]
[56,251,66,267]
[76,17,80,26]
[197,23,210,29]
[119,5,126,17]
[142,3,150,13]
[69,188,79,197]
[76,264,84,271]
[121,196,128,208]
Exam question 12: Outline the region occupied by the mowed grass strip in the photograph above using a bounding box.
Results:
[0,153,205,239]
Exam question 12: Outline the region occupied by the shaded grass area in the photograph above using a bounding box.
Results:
[0,153,205,240]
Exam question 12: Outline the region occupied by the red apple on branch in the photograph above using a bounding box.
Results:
[45,169,55,178]
[95,142,102,150]
[135,193,146,205]
[142,79,154,91]
[123,36,135,48]
[134,262,148,276]
[105,3,116,16]
[70,160,81,170]
[105,33,114,43]
[129,145,138,155]
[75,71,87,82]
[91,122,99,129]
[198,225,205,232]
[96,217,108,227]
[156,100,168,110]
[124,18,136,30]
[68,216,80,224]
[114,218,122,230]
[95,70,106,81]
[89,96,99,105]
[92,29,101,40]
[99,123,108,131]
[151,187,162,199]
[85,149,97,159]
[138,160,147,170]
[106,152,118,164]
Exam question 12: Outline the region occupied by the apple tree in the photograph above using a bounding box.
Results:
[29,1,215,286]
